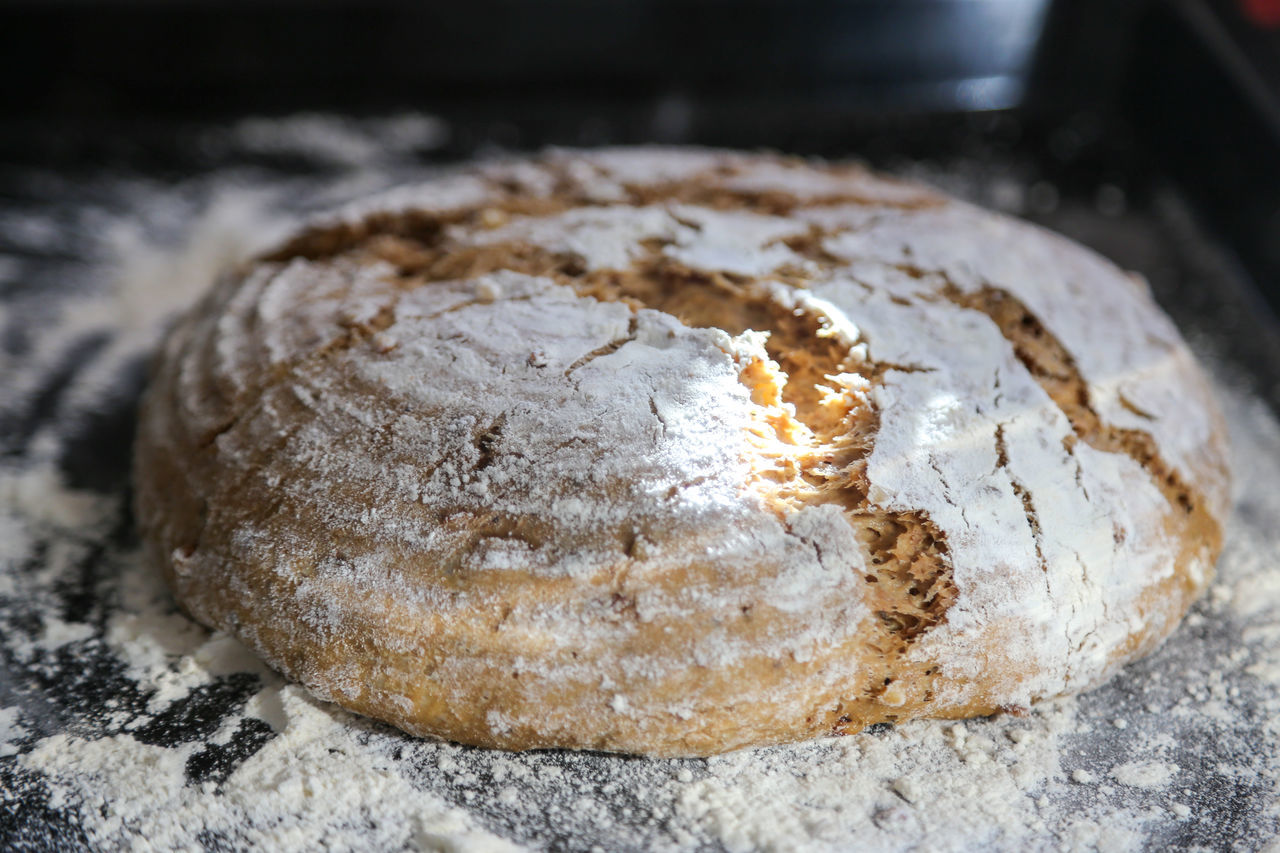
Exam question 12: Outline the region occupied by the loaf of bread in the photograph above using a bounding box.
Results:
[133,148,1230,757]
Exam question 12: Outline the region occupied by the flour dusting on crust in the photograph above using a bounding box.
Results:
[131,148,1228,757]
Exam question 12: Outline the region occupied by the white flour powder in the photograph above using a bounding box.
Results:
[1,122,1277,851]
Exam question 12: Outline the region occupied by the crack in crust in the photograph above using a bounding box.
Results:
[994,422,1046,571]
[256,194,961,722]
[940,284,1217,544]
[565,316,639,377]
[567,256,958,710]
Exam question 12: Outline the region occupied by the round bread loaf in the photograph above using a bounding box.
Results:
[134,147,1230,757]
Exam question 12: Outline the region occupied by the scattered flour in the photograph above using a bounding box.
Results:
[0,708,26,758]
[21,687,518,852]
[0,120,1276,851]
[1110,762,1179,790]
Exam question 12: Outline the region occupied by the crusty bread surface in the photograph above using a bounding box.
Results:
[133,148,1230,757]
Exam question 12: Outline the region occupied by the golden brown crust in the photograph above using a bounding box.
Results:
[134,148,1230,756]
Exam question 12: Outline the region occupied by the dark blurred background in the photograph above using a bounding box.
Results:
[1,0,1279,402]
[2,0,1279,284]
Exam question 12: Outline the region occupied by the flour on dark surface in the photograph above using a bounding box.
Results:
[1,115,1277,851]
